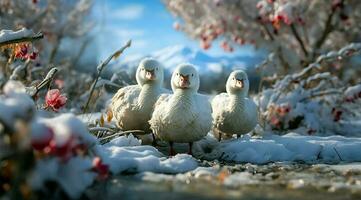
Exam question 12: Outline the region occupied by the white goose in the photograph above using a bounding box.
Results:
[110,58,168,143]
[149,63,212,156]
[212,70,258,141]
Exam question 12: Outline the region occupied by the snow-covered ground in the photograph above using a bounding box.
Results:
[203,133,361,164]
[88,161,361,200]
[100,132,361,170]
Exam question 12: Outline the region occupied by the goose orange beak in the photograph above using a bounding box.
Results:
[236,79,244,88]
[179,74,190,88]
[145,70,156,80]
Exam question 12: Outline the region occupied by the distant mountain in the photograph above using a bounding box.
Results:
[107,45,264,93]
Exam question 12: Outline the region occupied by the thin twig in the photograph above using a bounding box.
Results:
[312,1,342,59]
[290,24,308,57]
[25,67,58,98]
[72,37,93,68]
[48,34,63,64]
[89,126,117,133]
[98,130,145,144]
[261,23,274,41]
[83,40,131,113]
[300,89,343,102]
[0,32,44,47]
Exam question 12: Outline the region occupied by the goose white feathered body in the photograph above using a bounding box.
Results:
[110,58,168,133]
[212,93,258,136]
[111,84,168,132]
[150,92,212,143]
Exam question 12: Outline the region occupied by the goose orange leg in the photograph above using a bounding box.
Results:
[169,141,176,156]
[151,133,157,147]
[188,142,193,155]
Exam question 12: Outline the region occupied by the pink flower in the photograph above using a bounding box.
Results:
[45,89,67,111]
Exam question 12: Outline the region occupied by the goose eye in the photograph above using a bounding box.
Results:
[141,68,145,71]
[176,73,179,76]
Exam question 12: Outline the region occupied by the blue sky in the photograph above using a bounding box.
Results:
[93,0,255,60]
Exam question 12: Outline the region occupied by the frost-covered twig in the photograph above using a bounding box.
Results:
[83,40,131,113]
[25,68,58,98]
[98,130,145,144]
[257,42,361,135]
[270,43,361,104]
[0,29,43,47]
[89,126,118,133]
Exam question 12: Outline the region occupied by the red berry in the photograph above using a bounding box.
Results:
[28,52,37,60]
[92,157,109,180]
[32,127,54,151]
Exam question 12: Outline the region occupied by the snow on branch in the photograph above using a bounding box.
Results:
[0,28,43,47]
[256,43,361,136]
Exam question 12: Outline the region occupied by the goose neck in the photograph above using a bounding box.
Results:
[229,93,245,111]
[174,88,195,97]
[138,83,160,106]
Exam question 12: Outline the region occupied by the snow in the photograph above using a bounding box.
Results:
[96,144,198,174]
[105,134,141,147]
[40,113,97,146]
[319,163,361,172]
[345,84,361,98]
[0,93,35,128]
[30,157,97,199]
[0,28,34,43]
[206,133,361,164]
[191,167,218,178]
[224,172,259,186]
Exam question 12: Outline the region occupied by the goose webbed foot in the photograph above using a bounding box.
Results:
[188,142,193,156]
[169,141,176,156]
[151,133,159,147]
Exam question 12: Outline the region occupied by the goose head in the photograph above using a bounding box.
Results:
[171,63,200,93]
[226,70,249,96]
[136,58,164,86]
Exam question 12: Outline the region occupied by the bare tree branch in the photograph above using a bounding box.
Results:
[83,40,132,113]
[290,24,308,57]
